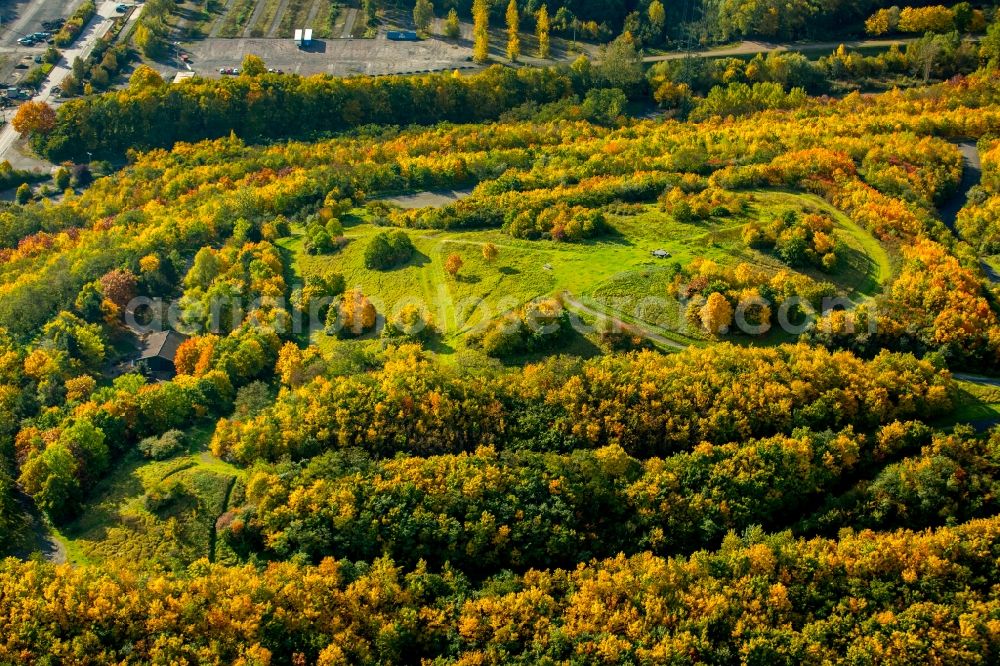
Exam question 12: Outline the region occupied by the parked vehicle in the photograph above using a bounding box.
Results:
[387,31,420,41]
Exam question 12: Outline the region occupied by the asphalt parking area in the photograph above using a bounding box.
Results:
[179,34,481,78]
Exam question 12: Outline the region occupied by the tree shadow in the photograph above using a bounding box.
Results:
[579,225,633,247]
[340,212,368,229]
[386,249,431,270]
[498,266,520,276]
[59,454,148,544]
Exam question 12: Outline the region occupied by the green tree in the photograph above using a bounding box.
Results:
[596,32,643,91]
[952,2,973,33]
[241,54,267,76]
[59,419,108,484]
[364,0,377,27]
[506,0,520,61]
[15,183,31,204]
[134,22,164,58]
[74,281,104,321]
[473,0,490,63]
[185,247,221,290]
[414,0,434,34]
[445,8,461,38]
[71,56,86,83]
[42,311,105,370]
[364,231,414,270]
[983,18,1000,68]
[536,5,550,59]
[18,444,80,523]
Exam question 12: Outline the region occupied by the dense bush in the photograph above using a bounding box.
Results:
[363,231,415,270]
[232,423,935,569]
[474,298,572,357]
[138,429,186,460]
[53,1,96,47]
[209,343,952,464]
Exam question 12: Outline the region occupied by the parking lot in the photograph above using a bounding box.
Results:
[177,33,482,78]
[0,0,74,91]
[0,0,87,48]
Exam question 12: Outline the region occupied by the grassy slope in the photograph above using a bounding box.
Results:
[52,426,243,567]
[284,189,893,357]
[945,380,1000,428]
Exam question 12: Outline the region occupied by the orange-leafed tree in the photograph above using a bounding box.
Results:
[12,101,56,136]
[482,243,498,263]
[99,269,138,311]
[445,253,464,278]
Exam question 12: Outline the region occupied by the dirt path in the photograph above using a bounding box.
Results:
[209,0,237,38]
[242,0,268,38]
[305,0,322,26]
[340,7,358,38]
[935,141,993,282]
[643,37,918,63]
[267,0,292,38]
[10,489,67,564]
[955,372,1000,388]
[561,291,689,350]
[384,189,473,209]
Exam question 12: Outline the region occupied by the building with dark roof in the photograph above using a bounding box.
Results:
[134,330,188,376]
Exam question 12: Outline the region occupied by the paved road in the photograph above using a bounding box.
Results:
[940,142,982,230]
[954,373,1000,388]
[0,0,145,164]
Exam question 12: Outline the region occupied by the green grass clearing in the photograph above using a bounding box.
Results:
[53,425,243,567]
[283,189,891,359]
[943,379,1000,428]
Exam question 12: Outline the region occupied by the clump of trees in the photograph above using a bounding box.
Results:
[743,210,843,271]
[473,298,571,357]
[363,231,415,269]
[53,1,95,47]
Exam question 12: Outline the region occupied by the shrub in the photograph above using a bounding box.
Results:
[138,430,186,460]
[364,231,415,270]
[144,477,187,513]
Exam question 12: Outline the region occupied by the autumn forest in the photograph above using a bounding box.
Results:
[0,1,1000,663]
